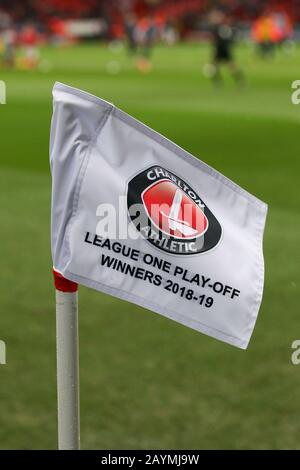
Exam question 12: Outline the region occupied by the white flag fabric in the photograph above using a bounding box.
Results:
[50,82,267,349]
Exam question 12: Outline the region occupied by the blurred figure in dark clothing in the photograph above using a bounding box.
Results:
[209,9,244,87]
[124,11,137,55]
[123,12,156,72]
[135,15,157,73]
[136,15,156,58]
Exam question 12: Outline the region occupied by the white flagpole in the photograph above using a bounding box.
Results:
[53,270,80,450]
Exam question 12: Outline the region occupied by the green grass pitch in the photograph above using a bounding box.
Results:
[0,42,299,449]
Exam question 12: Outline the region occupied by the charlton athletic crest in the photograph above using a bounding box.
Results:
[127,166,222,255]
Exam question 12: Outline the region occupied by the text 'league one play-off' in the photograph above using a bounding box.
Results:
[50,82,267,350]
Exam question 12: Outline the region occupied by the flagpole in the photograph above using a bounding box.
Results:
[53,269,80,450]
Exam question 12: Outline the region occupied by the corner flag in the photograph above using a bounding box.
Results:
[50,82,267,350]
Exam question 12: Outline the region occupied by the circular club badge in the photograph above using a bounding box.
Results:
[127,166,222,255]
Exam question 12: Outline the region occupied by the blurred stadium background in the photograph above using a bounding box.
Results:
[0,0,299,449]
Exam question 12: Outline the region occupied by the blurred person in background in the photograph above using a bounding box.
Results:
[0,9,16,68]
[252,7,293,57]
[124,11,138,55]
[161,17,179,46]
[19,22,40,69]
[208,8,244,87]
[252,11,276,57]
[48,15,70,46]
[1,27,16,68]
[135,14,157,73]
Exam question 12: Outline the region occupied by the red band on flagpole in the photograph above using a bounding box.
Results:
[53,269,78,293]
